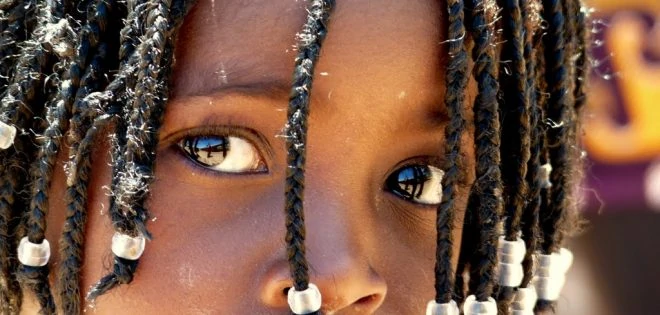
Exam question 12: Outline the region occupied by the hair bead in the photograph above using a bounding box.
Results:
[0,121,17,149]
[534,248,573,300]
[498,236,526,287]
[426,300,459,315]
[111,232,146,260]
[511,286,537,315]
[17,237,51,267]
[463,295,497,315]
[287,283,322,315]
[539,163,553,188]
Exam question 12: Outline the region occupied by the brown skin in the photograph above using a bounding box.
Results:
[29,0,476,313]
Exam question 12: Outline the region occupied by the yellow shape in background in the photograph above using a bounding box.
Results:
[582,0,660,164]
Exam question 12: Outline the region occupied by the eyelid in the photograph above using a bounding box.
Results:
[384,155,445,179]
[161,125,275,160]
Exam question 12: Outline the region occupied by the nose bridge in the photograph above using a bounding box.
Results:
[302,148,370,268]
[299,153,388,311]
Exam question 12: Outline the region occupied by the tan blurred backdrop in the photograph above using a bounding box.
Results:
[559,1,660,314]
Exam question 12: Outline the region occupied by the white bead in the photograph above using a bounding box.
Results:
[17,237,50,267]
[499,263,524,287]
[559,248,574,272]
[512,286,537,311]
[497,236,526,287]
[0,121,17,150]
[533,275,566,300]
[463,295,497,315]
[426,300,459,315]
[111,232,145,260]
[498,236,526,264]
[287,283,322,314]
[536,248,573,278]
[534,248,573,300]
[539,163,553,188]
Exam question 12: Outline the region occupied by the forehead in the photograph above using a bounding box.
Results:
[171,0,445,105]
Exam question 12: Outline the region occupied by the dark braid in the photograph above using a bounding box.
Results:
[495,0,531,311]
[58,112,116,314]
[498,0,530,244]
[5,2,63,313]
[87,0,179,301]
[434,0,469,305]
[283,0,334,300]
[0,2,40,307]
[539,0,574,257]
[465,0,503,302]
[519,0,542,289]
[537,0,580,311]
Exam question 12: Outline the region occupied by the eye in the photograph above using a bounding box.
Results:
[385,164,444,205]
[178,135,266,173]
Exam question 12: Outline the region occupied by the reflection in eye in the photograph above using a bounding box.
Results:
[385,165,444,205]
[178,135,266,173]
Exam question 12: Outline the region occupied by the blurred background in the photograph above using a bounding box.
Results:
[558,0,660,314]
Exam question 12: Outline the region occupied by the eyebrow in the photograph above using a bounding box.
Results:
[182,79,294,101]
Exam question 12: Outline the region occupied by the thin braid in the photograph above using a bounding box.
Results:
[6,2,61,313]
[65,0,109,147]
[496,0,531,310]
[87,0,180,301]
[537,0,579,311]
[58,112,115,315]
[283,0,334,297]
[0,2,40,307]
[540,0,574,255]
[465,0,503,302]
[519,0,542,289]
[499,0,530,243]
[434,0,468,304]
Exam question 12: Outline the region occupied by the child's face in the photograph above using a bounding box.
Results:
[41,0,475,313]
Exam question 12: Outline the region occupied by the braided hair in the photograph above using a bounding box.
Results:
[0,0,588,314]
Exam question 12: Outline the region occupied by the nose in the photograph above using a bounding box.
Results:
[260,188,387,314]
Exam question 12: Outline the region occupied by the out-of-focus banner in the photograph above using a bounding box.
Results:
[583,0,659,211]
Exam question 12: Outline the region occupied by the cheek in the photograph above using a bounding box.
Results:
[79,143,287,312]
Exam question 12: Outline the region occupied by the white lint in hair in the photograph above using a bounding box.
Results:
[115,162,152,213]
[43,19,75,58]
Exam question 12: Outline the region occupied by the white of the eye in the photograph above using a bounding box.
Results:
[415,166,445,205]
[208,136,261,172]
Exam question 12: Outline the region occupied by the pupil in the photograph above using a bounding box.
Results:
[387,165,432,200]
[183,136,229,166]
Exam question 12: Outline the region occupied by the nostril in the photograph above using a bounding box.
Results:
[282,287,291,296]
[354,294,378,305]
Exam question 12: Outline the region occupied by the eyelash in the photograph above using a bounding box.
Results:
[167,125,270,177]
